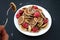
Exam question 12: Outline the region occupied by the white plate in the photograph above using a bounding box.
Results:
[14,5,52,36]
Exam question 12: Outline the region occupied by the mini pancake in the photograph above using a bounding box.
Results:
[18,16,24,24]
[10,2,16,12]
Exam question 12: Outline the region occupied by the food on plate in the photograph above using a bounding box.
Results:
[16,5,48,32]
[10,2,16,12]
[18,16,24,24]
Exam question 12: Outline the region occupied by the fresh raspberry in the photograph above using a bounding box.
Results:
[32,27,38,32]
[19,10,24,15]
[34,12,40,18]
[16,10,24,19]
[43,18,48,24]
[22,22,28,28]
[33,6,38,9]
[16,13,20,19]
[18,10,24,15]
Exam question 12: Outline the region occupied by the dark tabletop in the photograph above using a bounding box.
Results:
[0,0,60,40]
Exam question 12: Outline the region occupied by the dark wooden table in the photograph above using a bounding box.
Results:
[0,0,60,40]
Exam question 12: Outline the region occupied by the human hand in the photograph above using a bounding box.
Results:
[0,25,9,40]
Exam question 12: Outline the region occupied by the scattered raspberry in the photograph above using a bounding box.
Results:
[34,12,40,18]
[16,10,24,19]
[22,22,29,28]
[32,27,38,32]
[33,6,38,9]
[19,10,24,15]
[16,13,20,19]
[43,18,48,24]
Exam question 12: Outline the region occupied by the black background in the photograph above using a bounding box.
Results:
[0,0,60,40]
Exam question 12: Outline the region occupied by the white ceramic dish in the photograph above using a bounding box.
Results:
[14,5,52,36]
